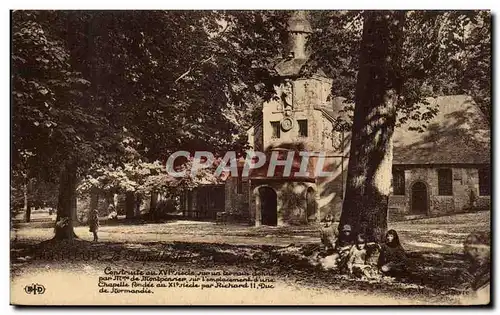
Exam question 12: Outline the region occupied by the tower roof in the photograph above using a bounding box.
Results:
[287,11,313,33]
[273,11,312,78]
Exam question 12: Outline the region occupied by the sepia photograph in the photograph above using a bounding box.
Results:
[9,8,491,306]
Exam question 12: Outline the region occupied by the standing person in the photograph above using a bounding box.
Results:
[379,229,407,277]
[319,214,337,256]
[88,208,100,242]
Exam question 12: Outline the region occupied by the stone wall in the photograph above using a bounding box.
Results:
[224,177,250,221]
[226,164,491,224]
[388,165,491,218]
[224,155,348,225]
[261,77,333,152]
[247,179,316,226]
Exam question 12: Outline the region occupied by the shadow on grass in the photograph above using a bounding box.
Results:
[12,216,197,229]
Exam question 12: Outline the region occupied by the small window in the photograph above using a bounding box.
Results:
[478,166,490,196]
[392,169,405,195]
[298,119,308,137]
[438,169,453,196]
[271,121,281,138]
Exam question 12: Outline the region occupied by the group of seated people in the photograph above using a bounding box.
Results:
[317,215,407,279]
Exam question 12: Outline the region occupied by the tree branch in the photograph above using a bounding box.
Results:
[174,67,193,83]
[174,55,215,83]
[174,21,228,84]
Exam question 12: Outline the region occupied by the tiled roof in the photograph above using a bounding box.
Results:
[274,58,308,77]
[392,95,490,165]
[318,95,490,165]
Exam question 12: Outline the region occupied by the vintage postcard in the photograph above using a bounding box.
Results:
[10,9,491,306]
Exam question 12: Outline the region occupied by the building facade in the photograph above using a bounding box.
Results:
[181,12,491,225]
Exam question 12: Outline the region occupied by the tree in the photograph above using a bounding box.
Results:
[78,156,225,220]
[12,10,292,240]
[12,11,125,240]
[309,10,490,127]
[338,11,405,241]
[458,11,491,121]
[307,10,490,240]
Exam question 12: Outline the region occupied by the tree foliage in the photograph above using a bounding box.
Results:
[12,10,290,238]
[308,10,491,130]
[11,10,490,239]
[326,10,491,239]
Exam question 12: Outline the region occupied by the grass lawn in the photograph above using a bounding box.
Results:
[10,211,490,305]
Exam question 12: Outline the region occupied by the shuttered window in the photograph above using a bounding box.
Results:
[298,120,308,137]
[271,121,280,138]
[438,169,453,196]
[392,169,405,195]
[479,166,491,196]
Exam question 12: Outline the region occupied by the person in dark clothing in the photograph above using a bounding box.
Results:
[334,224,355,272]
[319,214,337,256]
[336,224,354,249]
[365,242,382,278]
[88,208,100,242]
[379,229,407,277]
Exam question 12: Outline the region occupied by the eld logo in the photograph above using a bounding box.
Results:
[24,283,45,295]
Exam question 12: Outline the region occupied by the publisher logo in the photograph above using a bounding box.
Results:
[24,283,45,295]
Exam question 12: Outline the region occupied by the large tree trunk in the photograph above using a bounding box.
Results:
[125,192,135,219]
[339,11,405,242]
[150,192,158,212]
[54,160,78,240]
[24,177,31,223]
[71,195,78,222]
[135,195,142,217]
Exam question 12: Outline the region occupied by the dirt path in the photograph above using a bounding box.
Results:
[12,211,490,252]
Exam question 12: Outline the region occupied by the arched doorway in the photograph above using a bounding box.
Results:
[306,187,317,223]
[411,182,428,215]
[259,187,277,226]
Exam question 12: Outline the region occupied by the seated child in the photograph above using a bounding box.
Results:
[379,229,407,277]
[319,224,353,271]
[88,209,100,242]
[347,234,372,278]
[365,242,382,279]
[335,224,354,270]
